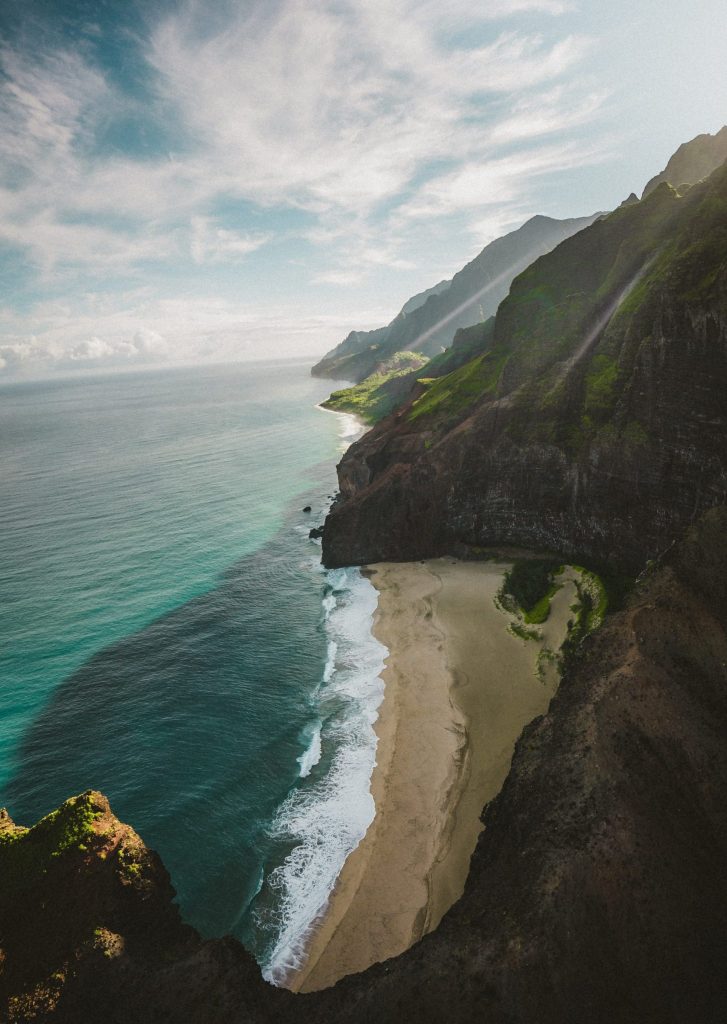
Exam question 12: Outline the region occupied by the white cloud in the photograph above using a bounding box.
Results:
[0,293,388,376]
[0,3,602,268]
[148,5,593,219]
[395,141,607,223]
[69,336,118,361]
[487,85,608,145]
[313,269,367,287]
[190,217,270,264]
[131,327,168,357]
[0,0,611,362]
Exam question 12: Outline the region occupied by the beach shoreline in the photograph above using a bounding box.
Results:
[286,557,576,994]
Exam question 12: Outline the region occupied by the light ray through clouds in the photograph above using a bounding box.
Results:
[0,0,722,375]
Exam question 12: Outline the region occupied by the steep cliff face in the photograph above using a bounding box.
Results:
[642,124,727,197]
[5,510,727,1022]
[308,506,727,1024]
[312,213,600,381]
[322,163,727,572]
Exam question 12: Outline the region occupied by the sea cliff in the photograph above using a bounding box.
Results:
[4,507,727,1022]
[322,164,727,573]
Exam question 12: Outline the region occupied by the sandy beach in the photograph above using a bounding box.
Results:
[289,558,577,994]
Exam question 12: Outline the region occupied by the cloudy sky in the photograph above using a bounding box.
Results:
[1,0,726,377]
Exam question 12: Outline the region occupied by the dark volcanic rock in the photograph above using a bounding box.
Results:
[0,791,290,1023]
[5,509,727,1022]
[323,164,727,573]
[305,506,727,1023]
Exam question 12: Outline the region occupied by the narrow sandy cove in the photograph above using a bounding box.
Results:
[289,558,576,994]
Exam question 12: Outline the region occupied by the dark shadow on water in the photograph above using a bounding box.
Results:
[2,478,333,939]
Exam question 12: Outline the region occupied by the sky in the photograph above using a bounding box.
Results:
[1,0,726,378]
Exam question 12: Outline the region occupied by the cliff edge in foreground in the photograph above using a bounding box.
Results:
[4,507,727,1022]
[0,790,287,1023]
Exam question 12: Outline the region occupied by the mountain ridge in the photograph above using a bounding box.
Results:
[322,161,727,572]
[642,124,727,197]
[312,212,602,381]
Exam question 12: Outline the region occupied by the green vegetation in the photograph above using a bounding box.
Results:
[560,586,594,665]
[322,319,499,430]
[500,561,613,670]
[509,622,542,642]
[499,559,563,618]
[583,353,618,419]
[570,566,609,631]
[419,319,495,377]
[118,845,143,882]
[524,582,562,624]
[0,792,103,898]
[407,345,509,424]
[322,351,427,422]
[390,164,727,469]
[536,647,560,681]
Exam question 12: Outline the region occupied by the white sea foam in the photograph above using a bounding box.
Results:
[314,403,366,450]
[258,567,387,985]
[297,721,323,778]
[322,640,337,683]
[336,412,364,444]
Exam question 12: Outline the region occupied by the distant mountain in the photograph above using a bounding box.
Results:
[642,124,727,197]
[311,212,601,381]
[399,279,450,315]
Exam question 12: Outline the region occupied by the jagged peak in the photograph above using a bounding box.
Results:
[642,124,727,197]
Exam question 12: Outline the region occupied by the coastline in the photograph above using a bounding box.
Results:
[313,402,365,437]
[289,558,577,993]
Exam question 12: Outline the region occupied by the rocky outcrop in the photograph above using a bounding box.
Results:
[312,212,601,381]
[322,164,727,573]
[642,124,727,197]
[0,791,289,1023]
[5,509,727,1022]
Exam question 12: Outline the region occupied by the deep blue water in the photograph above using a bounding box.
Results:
[0,359,385,978]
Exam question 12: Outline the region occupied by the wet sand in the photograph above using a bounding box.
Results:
[290,558,576,993]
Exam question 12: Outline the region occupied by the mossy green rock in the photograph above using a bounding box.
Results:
[0,791,284,1022]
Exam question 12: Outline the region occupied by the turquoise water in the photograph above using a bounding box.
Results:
[0,359,385,976]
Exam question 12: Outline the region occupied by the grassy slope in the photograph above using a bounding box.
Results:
[321,352,428,422]
[394,164,727,444]
[321,321,496,424]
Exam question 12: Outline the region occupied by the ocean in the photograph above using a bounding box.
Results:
[0,358,385,981]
